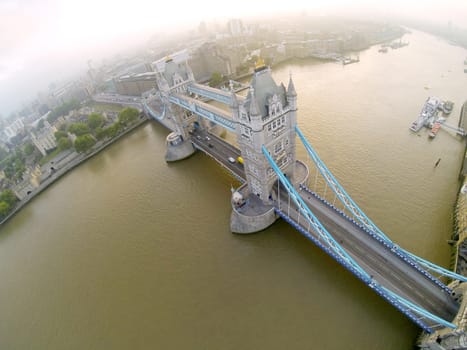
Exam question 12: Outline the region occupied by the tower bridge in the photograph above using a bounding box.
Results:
[143,56,467,342]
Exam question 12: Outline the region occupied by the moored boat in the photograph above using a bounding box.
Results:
[409,97,441,132]
[428,122,441,138]
[440,100,454,114]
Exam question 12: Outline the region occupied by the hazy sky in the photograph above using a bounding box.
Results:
[1,0,466,117]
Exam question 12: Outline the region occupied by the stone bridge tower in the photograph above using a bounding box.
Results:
[155,57,197,161]
[231,59,298,204]
[155,57,196,138]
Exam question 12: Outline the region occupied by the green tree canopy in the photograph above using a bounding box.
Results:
[107,123,122,138]
[0,147,8,162]
[87,113,105,130]
[15,148,23,159]
[0,189,17,206]
[23,142,35,156]
[209,72,223,87]
[95,127,107,140]
[118,108,139,126]
[54,130,68,141]
[58,137,72,150]
[0,201,11,218]
[74,134,96,153]
[2,152,25,180]
[68,123,90,136]
[47,99,80,123]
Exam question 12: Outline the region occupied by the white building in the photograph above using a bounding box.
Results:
[30,121,57,156]
[3,118,25,140]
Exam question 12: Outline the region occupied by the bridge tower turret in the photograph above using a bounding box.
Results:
[235,59,298,204]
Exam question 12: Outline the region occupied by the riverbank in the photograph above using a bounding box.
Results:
[453,145,467,275]
[0,116,149,228]
[418,146,467,349]
[450,101,467,274]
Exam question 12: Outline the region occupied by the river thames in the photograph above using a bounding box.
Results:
[1,30,466,349]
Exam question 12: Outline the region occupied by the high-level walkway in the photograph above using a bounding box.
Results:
[187,83,245,105]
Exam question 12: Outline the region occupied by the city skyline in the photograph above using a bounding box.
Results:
[1,0,467,117]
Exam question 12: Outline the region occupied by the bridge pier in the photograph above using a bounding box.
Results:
[230,183,278,234]
[230,160,309,234]
[165,132,196,162]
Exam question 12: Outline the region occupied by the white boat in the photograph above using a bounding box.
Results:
[409,97,441,132]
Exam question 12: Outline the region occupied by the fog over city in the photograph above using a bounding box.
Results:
[1,0,466,116]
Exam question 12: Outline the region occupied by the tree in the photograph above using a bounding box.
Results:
[4,163,15,179]
[68,123,90,136]
[95,127,107,140]
[14,162,26,179]
[54,130,68,141]
[47,99,80,123]
[74,134,96,153]
[14,148,23,160]
[23,142,35,156]
[118,107,139,126]
[87,113,105,130]
[58,137,72,150]
[0,201,11,218]
[107,123,122,138]
[0,146,8,162]
[0,189,17,206]
[209,72,223,87]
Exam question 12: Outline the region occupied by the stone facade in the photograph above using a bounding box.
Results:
[114,72,157,96]
[30,121,57,156]
[231,60,297,203]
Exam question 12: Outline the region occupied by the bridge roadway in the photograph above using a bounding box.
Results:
[178,128,458,327]
[279,188,458,325]
[190,129,245,181]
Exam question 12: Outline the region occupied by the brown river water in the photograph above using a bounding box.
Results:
[0,30,466,349]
